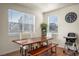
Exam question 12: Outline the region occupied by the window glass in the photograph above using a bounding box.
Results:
[8,9,35,35]
[48,16,58,33]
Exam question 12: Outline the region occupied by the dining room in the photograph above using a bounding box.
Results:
[0,3,79,56]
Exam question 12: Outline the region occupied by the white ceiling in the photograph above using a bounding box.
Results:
[20,3,74,12]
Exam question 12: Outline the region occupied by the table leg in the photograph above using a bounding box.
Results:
[20,46,24,56]
[28,44,32,51]
[38,42,41,47]
[24,49,27,56]
[20,47,22,54]
[46,41,48,45]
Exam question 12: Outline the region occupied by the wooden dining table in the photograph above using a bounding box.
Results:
[12,37,57,56]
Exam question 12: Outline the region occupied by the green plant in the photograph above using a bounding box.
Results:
[40,23,47,36]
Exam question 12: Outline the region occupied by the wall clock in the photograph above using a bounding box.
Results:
[65,12,77,23]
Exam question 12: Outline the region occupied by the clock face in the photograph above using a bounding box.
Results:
[65,12,77,23]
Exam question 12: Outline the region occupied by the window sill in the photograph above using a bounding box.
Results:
[8,33,19,37]
[47,32,58,34]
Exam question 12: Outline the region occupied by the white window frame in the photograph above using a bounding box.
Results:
[47,15,58,34]
[8,9,35,36]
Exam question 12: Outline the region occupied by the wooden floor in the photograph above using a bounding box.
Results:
[3,47,79,56]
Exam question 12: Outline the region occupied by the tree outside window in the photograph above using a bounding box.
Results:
[8,9,35,35]
[48,16,58,33]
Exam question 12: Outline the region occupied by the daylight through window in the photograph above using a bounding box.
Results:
[8,9,35,35]
[48,16,58,33]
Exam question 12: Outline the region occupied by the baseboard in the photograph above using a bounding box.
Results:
[0,49,19,56]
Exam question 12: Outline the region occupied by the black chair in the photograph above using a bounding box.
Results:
[63,32,78,56]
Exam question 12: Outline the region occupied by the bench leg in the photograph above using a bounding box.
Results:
[51,46,57,56]
[55,46,57,55]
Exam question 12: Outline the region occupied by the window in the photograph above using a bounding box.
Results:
[48,16,58,33]
[8,9,35,35]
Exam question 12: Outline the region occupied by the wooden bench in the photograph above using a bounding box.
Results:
[28,44,58,56]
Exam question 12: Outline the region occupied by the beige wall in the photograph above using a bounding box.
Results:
[1,3,79,55]
[43,4,79,49]
[0,4,43,55]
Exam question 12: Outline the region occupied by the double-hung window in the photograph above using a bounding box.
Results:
[48,16,58,33]
[8,9,35,35]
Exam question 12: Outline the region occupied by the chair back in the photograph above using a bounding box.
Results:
[66,32,77,46]
[68,33,76,37]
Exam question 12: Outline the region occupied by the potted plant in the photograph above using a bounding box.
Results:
[40,22,47,39]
